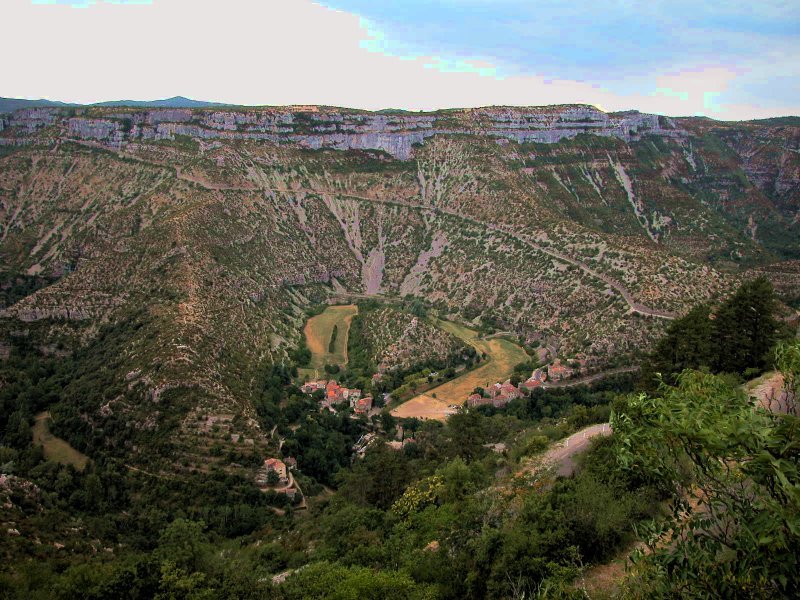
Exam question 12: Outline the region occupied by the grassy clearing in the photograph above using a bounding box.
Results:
[391,320,529,421]
[303,304,358,369]
[32,412,89,471]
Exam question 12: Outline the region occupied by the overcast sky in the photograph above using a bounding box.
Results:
[6,0,799,119]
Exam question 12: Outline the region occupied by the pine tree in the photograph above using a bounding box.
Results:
[639,303,715,389]
[714,277,782,374]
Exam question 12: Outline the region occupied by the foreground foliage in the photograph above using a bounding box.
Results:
[615,342,800,598]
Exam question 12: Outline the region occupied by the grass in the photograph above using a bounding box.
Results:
[303,304,358,369]
[32,412,89,471]
[391,319,529,421]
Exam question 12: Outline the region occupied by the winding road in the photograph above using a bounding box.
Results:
[69,140,678,321]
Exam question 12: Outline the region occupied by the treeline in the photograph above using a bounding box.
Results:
[639,277,790,389]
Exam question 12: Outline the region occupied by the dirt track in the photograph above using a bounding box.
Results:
[536,423,612,477]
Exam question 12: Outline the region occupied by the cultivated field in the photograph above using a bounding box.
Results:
[391,320,529,421]
[32,412,89,471]
[303,304,359,369]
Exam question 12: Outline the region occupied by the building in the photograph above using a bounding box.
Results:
[548,359,575,381]
[489,383,503,398]
[520,378,542,393]
[346,389,363,407]
[354,397,373,414]
[467,394,493,408]
[492,395,511,408]
[264,458,287,483]
[301,380,327,395]
[284,456,297,470]
[326,381,343,403]
[500,382,520,399]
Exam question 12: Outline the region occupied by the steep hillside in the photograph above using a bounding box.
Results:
[1,103,798,470]
[352,306,472,374]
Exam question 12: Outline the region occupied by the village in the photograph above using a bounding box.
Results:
[299,379,376,415]
[466,359,575,409]
[255,359,577,495]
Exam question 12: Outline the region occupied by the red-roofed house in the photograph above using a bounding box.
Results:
[354,397,373,415]
[264,458,288,483]
[326,381,343,403]
[467,394,493,408]
[548,360,574,381]
[500,383,520,399]
[520,378,542,393]
[492,395,511,408]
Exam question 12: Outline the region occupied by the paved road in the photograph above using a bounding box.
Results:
[543,366,640,389]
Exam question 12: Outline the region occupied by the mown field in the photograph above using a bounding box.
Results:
[391,320,529,421]
[32,412,89,471]
[303,304,359,369]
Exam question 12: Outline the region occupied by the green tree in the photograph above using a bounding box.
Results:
[156,519,209,574]
[155,562,215,600]
[279,561,437,600]
[639,303,715,388]
[714,277,783,374]
[614,347,800,598]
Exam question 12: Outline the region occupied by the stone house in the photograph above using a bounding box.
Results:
[264,458,288,483]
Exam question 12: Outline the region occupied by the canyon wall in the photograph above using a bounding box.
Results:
[3,104,679,159]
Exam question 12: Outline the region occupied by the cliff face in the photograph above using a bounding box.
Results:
[4,104,674,159]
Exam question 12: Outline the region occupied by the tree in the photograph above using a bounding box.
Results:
[279,561,436,600]
[155,562,215,600]
[639,277,787,390]
[614,345,800,598]
[639,303,715,389]
[714,277,783,374]
[156,519,209,574]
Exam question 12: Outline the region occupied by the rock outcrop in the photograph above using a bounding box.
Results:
[3,105,679,159]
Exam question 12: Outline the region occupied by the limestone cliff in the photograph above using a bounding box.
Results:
[4,104,675,159]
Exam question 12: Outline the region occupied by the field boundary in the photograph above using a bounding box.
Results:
[32,412,89,471]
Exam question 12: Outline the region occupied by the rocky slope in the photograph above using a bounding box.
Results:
[354,307,472,374]
[1,103,797,471]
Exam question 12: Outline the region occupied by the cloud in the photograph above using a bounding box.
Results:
[6,0,798,119]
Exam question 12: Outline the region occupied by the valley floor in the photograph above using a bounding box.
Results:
[391,320,529,420]
[302,304,358,370]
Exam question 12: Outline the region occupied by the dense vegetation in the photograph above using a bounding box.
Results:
[0,278,797,598]
[638,277,790,389]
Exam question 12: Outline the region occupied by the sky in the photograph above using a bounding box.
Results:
[5,0,799,119]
